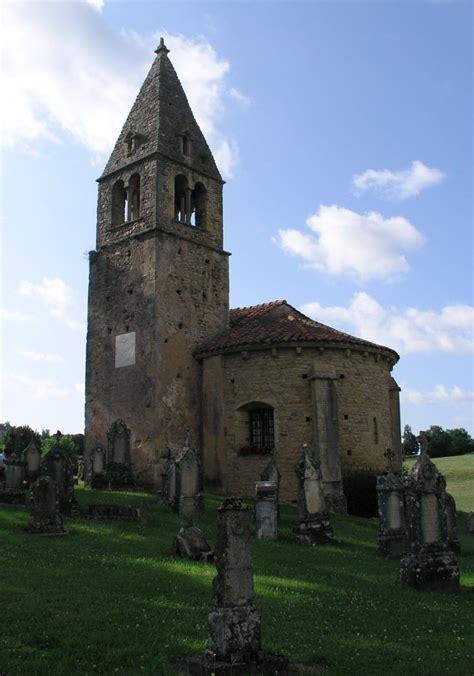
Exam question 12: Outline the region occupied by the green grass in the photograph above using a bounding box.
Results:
[404,454,474,512]
[1,481,473,675]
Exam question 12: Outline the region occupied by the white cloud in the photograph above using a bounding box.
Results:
[0,308,30,321]
[301,293,474,355]
[276,205,424,282]
[12,374,71,399]
[402,385,474,406]
[228,87,251,109]
[17,347,64,364]
[352,160,445,200]
[19,277,72,318]
[3,4,242,177]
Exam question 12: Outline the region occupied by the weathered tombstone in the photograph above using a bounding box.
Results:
[4,452,26,491]
[160,449,176,507]
[172,523,214,562]
[208,498,261,663]
[90,440,107,488]
[255,481,278,540]
[23,439,41,482]
[106,420,134,487]
[400,432,459,592]
[175,433,204,518]
[445,493,460,553]
[26,475,67,536]
[376,450,407,558]
[294,444,334,545]
[184,497,288,674]
[40,440,76,514]
[260,458,281,504]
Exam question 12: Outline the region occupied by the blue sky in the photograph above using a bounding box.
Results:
[1,0,472,437]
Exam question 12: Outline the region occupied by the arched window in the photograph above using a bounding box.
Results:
[112,180,127,226]
[128,173,140,221]
[174,174,190,223]
[191,182,207,229]
[182,134,191,157]
[237,401,275,451]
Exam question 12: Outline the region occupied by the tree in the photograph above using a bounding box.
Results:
[426,425,452,458]
[41,434,78,463]
[402,424,418,456]
[447,428,474,456]
[4,425,41,456]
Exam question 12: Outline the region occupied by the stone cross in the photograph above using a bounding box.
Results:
[208,498,261,663]
[400,452,459,591]
[26,475,67,536]
[294,444,334,545]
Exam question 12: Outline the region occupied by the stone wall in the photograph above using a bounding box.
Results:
[201,345,400,503]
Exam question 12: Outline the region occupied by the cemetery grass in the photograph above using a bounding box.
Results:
[0,485,472,676]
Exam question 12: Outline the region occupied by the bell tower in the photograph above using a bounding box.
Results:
[85,39,230,485]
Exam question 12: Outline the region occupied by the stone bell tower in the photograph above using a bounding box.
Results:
[85,39,230,485]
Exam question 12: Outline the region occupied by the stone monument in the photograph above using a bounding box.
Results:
[174,433,204,518]
[260,458,281,504]
[445,493,460,553]
[40,436,76,514]
[106,420,134,487]
[376,449,407,558]
[26,475,67,536]
[90,440,107,488]
[172,524,214,562]
[23,439,41,482]
[400,432,459,592]
[255,481,278,540]
[294,444,334,545]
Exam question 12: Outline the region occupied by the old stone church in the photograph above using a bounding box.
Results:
[85,39,402,506]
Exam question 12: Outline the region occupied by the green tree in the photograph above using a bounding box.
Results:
[4,425,41,456]
[447,428,474,456]
[41,434,78,464]
[427,425,452,458]
[402,424,418,456]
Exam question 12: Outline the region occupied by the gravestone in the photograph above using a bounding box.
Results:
[23,439,41,481]
[294,444,334,545]
[106,420,134,487]
[376,453,407,558]
[445,493,460,553]
[86,504,140,521]
[260,458,281,504]
[175,434,204,518]
[40,440,76,514]
[172,524,214,562]
[255,481,278,540]
[400,433,459,592]
[90,440,107,488]
[1,452,26,504]
[208,498,261,662]
[26,475,66,536]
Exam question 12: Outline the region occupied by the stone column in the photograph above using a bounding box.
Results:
[185,188,192,225]
[208,498,261,663]
[308,370,346,513]
[400,438,459,592]
[255,481,278,540]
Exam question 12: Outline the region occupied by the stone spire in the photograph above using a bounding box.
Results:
[101,40,222,181]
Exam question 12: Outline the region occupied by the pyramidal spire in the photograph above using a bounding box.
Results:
[101,39,222,181]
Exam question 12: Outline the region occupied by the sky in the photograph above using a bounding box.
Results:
[1,0,472,438]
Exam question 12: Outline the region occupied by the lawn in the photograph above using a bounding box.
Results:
[1,462,473,675]
[404,453,474,512]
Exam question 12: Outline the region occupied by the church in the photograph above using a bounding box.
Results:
[84,39,402,508]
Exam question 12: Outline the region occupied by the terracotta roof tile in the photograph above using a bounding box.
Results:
[197,300,399,360]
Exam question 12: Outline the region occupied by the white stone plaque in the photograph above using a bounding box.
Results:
[387,492,402,530]
[421,494,441,544]
[115,332,136,368]
[92,449,105,473]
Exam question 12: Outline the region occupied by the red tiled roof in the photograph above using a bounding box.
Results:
[197,300,399,360]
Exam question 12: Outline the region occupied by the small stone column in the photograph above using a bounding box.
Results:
[255,481,278,540]
[400,433,459,592]
[376,469,407,558]
[208,498,261,663]
[26,475,66,536]
[445,493,460,553]
[294,444,334,545]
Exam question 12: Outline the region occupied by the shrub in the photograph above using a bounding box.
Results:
[343,472,378,518]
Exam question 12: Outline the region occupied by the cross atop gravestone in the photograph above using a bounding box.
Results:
[400,447,459,591]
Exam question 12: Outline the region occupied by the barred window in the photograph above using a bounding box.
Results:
[249,408,274,448]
